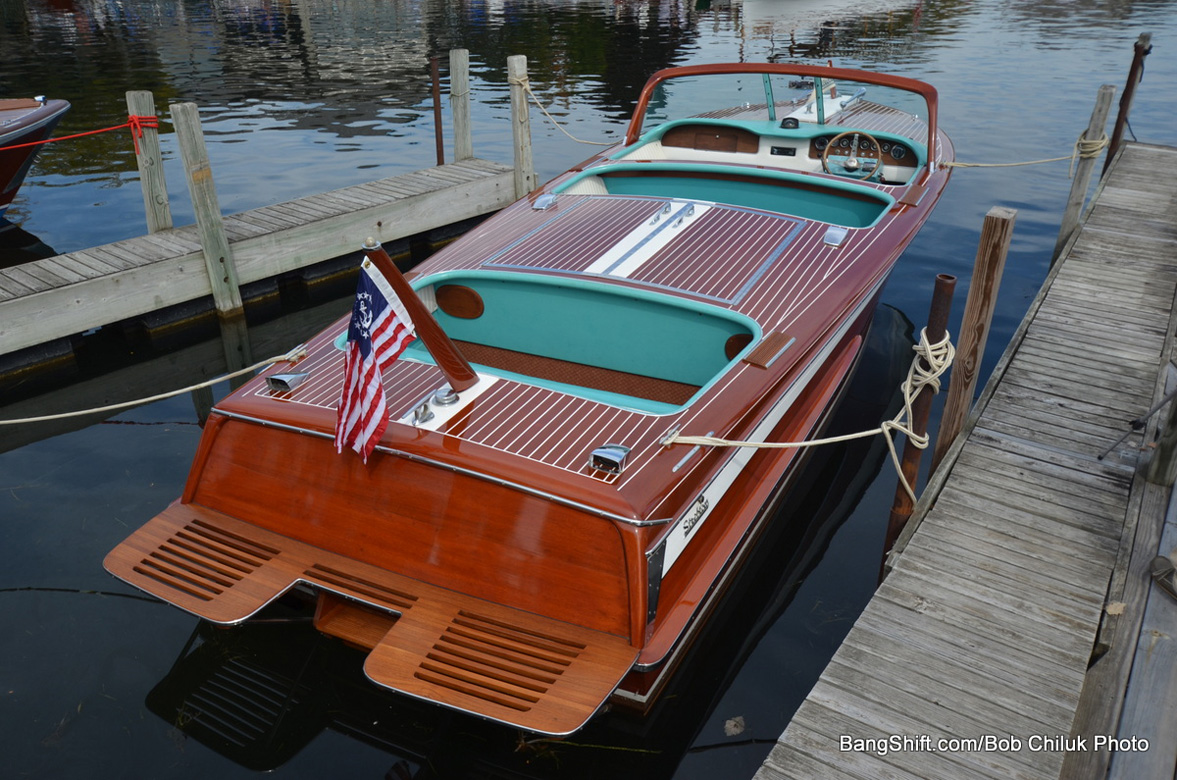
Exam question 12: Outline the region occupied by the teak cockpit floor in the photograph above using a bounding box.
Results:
[104,503,638,735]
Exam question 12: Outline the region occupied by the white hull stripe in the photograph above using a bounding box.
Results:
[659,277,879,576]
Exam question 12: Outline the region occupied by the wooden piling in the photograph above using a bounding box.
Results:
[931,207,1016,473]
[882,273,955,563]
[507,55,536,198]
[1053,85,1114,261]
[1104,33,1152,176]
[171,101,244,319]
[125,90,172,233]
[1146,391,1177,485]
[451,49,473,162]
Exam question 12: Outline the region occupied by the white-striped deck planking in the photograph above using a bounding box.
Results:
[756,141,1177,779]
[0,158,514,359]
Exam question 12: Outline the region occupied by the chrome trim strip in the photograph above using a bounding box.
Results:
[672,430,713,473]
[645,542,666,623]
[211,409,673,528]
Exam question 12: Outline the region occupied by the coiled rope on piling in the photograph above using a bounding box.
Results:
[508,75,615,147]
[0,346,307,426]
[0,114,160,155]
[945,130,1109,177]
[662,328,955,502]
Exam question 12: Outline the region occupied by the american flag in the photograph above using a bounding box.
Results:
[334,257,415,462]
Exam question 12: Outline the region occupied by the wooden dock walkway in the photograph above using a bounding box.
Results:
[0,157,514,361]
[757,141,1177,779]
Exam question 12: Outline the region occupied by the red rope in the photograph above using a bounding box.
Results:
[0,114,160,154]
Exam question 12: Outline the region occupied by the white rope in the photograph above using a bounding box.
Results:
[0,345,308,425]
[664,328,955,502]
[508,75,615,147]
[945,130,1109,177]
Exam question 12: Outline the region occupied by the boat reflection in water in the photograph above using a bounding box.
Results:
[144,307,914,778]
[106,62,951,737]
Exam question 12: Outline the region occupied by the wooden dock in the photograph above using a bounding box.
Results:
[757,141,1177,779]
[0,157,514,361]
[0,50,538,369]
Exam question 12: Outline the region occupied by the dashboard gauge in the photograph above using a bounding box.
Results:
[814,137,829,151]
[891,143,908,160]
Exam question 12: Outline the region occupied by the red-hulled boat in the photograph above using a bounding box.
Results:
[0,98,70,218]
[105,63,952,736]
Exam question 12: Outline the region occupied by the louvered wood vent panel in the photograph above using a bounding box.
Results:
[132,518,276,602]
[414,610,586,712]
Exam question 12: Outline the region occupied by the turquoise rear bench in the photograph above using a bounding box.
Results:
[557,162,895,228]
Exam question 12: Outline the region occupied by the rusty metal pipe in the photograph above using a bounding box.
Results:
[431,56,445,166]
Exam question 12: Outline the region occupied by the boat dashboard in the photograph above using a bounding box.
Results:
[613,117,927,186]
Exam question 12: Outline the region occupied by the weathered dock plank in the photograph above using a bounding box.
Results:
[1106,508,1177,780]
[757,142,1177,780]
[0,158,514,358]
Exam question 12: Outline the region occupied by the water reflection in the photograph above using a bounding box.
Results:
[5,0,1177,776]
[6,0,936,206]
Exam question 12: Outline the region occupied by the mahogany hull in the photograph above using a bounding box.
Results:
[106,63,953,735]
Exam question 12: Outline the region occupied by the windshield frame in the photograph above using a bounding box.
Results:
[624,63,941,170]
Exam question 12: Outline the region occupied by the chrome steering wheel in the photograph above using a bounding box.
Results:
[821,130,883,181]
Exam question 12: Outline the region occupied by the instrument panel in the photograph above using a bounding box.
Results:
[809,133,910,165]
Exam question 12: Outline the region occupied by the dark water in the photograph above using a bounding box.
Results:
[3,1,1177,777]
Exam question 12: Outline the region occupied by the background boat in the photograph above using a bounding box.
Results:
[0,97,69,219]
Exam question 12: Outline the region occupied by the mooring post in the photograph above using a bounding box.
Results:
[450,49,473,161]
[507,54,536,198]
[1104,33,1152,177]
[431,56,445,166]
[1147,382,1177,486]
[931,207,1016,473]
[882,274,956,566]
[171,101,244,320]
[125,90,172,233]
[1053,85,1114,261]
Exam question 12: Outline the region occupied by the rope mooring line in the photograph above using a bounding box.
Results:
[0,114,160,155]
[664,328,955,502]
[0,346,307,426]
[945,130,1109,177]
[508,75,615,147]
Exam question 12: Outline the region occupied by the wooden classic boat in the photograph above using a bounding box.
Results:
[0,97,70,218]
[105,63,953,736]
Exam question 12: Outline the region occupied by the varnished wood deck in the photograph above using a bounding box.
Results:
[757,142,1177,779]
[105,501,638,736]
[0,158,513,359]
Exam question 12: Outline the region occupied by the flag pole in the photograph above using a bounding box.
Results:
[361,238,479,393]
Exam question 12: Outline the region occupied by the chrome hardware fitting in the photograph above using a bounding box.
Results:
[589,443,631,474]
[266,372,309,392]
[412,402,435,425]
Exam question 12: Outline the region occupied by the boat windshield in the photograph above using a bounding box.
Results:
[625,65,940,160]
[638,72,930,136]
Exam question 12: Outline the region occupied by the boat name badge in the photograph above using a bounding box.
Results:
[683,495,709,536]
